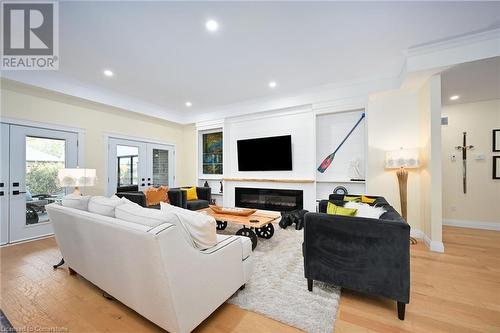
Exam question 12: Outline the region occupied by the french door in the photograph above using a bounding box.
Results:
[1,124,9,245]
[107,138,175,196]
[1,124,78,244]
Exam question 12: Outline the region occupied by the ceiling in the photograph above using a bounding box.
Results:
[441,56,500,106]
[3,1,500,123]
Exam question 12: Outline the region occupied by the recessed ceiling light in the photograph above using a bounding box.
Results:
[185,101,192,107]
[205,19,219,32]
[450,95,460,100]
[268,81,277,88]
[103,69,113,77]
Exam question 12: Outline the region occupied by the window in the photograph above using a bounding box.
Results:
[25,136,66,224]
[152,148,169,186]
[116,145,139,187]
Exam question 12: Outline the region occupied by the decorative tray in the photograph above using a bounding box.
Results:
[209,205,257,216]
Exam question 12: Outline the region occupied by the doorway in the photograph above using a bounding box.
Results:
[107,137,175,196]
[1,123,78,244]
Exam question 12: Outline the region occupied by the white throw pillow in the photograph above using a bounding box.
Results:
[115,203,197,248]
[115,203,170,228]
[62,194,90,211]
[344,201,386,219]
[160,202,217,250]
[88,196,127,217]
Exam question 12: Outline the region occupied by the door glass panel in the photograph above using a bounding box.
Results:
[25,136,65,224]
[152,149,169,186]
[117,145,139,191]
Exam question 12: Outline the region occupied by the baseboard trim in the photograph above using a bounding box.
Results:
[411,228,444,253]
[422,234,445,253]
[443,219,500,231]
[410,228,424,239]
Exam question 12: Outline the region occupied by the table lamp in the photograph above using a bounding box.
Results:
[58,168,97,195]
[385,148,420,243]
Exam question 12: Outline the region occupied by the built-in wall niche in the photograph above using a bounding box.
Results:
[198,128,223,178]
[315,109,366,199]
[198,178,224,205]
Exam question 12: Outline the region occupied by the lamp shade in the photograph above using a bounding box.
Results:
[385,148,420,169]
[58,168,97,187]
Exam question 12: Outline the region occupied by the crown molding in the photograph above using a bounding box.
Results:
[406,27,500,57]
[405,27,500,72]
[195,119,225,131]
[1,75,188,124]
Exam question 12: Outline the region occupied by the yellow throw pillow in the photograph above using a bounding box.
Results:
[326,202,357,216]
[361,195,376,204]
[344,196,361,202]
[183,187,198,201]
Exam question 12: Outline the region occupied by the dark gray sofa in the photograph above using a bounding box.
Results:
[116,186,211,211]
[174,186,211,211]
[303,194,410,320]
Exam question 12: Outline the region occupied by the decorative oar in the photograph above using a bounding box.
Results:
[317,112,365,173]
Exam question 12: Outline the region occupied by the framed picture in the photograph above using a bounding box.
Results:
[493,129,500,152]
[202,131,223,174]
[494,156,500,180]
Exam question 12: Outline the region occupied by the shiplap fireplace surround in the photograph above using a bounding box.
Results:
[196,103,367,212]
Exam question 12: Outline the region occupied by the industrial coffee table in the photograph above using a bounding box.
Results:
[198,207,280,250]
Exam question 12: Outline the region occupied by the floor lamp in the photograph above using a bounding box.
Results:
[385,148,420,245]
[58,168,97,195]
[53,168,97,270]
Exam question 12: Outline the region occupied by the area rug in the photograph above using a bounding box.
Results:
[222,225,341,333]
[0,309,15,332]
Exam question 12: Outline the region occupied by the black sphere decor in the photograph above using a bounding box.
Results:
[333,186,348,195]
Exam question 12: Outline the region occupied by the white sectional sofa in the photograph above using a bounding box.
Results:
[46,200,252,333]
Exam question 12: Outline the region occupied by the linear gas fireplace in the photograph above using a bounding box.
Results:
[235,187,303,212]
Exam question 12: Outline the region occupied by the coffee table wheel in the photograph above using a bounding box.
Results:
[236,227,258,250]
[255,223,274,239]
[216,221,227,230]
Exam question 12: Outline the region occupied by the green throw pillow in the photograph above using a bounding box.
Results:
[326,202,357,216]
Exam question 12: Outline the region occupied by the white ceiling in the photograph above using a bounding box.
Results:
[3,1,500,123]
[441,56,500,106]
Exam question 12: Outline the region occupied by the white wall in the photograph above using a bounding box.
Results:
[442,99,500,228]
[418,76,444,251]
[366,89,423,232]
[0,81,196,194]
[316,110,366,182]
[366,79,443,252]
[225,106,315,180]
[223,105,317,211]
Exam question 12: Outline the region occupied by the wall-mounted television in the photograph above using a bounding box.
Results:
[237,135,292,171]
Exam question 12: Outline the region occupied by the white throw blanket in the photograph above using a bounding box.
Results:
[160,203,217,250]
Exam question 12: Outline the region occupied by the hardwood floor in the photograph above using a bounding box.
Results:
[1,226,499,332]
